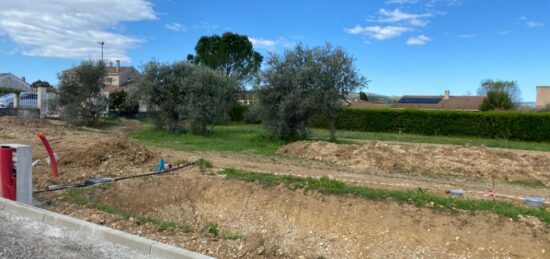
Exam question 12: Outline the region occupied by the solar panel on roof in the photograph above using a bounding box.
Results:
[399,97,441,104]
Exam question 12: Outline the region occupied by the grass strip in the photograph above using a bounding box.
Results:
[219,168,550,224]
[65,187,189,232]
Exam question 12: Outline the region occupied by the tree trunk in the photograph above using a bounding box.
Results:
[327,112,336,142]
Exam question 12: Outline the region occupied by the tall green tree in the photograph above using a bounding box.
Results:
[57,60,107,126]
[187,32,263,82]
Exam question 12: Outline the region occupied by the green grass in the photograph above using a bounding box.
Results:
[129,124,287,155]
[129,121,550,155]
[222,231,245,240]
[310,128,550,152]
[203,222,219,236]
[65,187,191,232]
[219,168,550,225]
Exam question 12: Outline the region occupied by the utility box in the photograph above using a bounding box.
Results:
[0,144,32,204]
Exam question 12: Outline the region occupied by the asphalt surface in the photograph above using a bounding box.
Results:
[0,210,154,259]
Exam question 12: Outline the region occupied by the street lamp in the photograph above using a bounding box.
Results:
[97,41,104,61]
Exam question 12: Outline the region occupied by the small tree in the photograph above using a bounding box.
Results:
[257,45,316,140]
[184,66,237,135]
[309,44,367,141]
[57,60,107,126]
[477,80,521,103]
[138,61,237,134]
[359,92,368,101]
[480,90,514,111]
[257,44,366,141]
[187,32,263,83]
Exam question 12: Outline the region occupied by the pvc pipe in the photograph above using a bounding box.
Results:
[37,132,58,177]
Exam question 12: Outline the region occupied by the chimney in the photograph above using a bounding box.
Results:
[444,90,450,99]
[21,76,25,82]
[116,60,120,73]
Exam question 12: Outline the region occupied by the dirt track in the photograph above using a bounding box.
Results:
[1,116,549,258]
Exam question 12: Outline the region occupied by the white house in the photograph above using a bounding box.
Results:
[0,73,31,91]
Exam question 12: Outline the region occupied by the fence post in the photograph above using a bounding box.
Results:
[13,93,19,108]
[37,86,47,119]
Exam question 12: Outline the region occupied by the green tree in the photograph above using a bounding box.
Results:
[137,61,237,134]
[477,80,521,103]
[257,45,316,140]
[257,44,366,141]
[187,32,263,82]
[309,43,367,141]
[480,90,514,111]
[57,60,107,126]
[359,92,368,101]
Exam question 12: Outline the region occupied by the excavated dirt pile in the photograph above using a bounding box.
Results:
[278,141,550,184]
[62,137,157,168]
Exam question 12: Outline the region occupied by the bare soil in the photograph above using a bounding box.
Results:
[1,116,549,258]
[278,140,550,185]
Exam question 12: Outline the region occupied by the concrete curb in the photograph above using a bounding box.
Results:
[0,197,214,259]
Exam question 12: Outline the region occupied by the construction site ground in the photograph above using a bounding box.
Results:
[0,116,549,258]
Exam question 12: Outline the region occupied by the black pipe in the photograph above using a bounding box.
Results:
[33,161,195,194]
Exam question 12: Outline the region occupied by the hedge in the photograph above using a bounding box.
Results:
[0,87,22,96]
[309,108,550,142]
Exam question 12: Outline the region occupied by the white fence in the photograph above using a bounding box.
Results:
[18,92,38,108]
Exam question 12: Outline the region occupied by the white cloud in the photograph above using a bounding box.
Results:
[458,34,478,38]
[378,9,432,27]
[406,34,431,45]
[249,37,294,51]
[526,21,543,28]
[165,23,187,32]
[385,0,419,4]
[0,0,156,62]
[345,25,410,40]
[520,16,543,28]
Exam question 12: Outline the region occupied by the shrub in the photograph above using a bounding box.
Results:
[57,60,107,126]
[0,87,22,96]
[309,108,550,142]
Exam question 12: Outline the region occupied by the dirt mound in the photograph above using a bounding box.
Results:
[278,141,550,184]
[62,137,156,168]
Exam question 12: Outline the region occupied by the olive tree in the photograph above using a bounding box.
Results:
[257,45,317,139]
[309,43,367,141]
[257,44,367,140]
[183,66,238,134]
[57,60,107,126]
[138,61,237,134]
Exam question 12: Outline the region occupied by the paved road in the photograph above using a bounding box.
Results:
[0,210,154,259]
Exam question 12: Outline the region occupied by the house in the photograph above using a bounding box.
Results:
[104,60,140,89]
[0,73,31,91]
[62,60,141,95]
[393,90,485,111]
[536,86,550,110]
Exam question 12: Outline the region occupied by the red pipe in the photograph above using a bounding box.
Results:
[38,132,59,177]
[0,146,16,200]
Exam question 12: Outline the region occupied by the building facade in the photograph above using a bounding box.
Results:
[536,86,550,110]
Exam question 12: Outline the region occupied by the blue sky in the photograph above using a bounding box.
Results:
[0,0,548,101]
